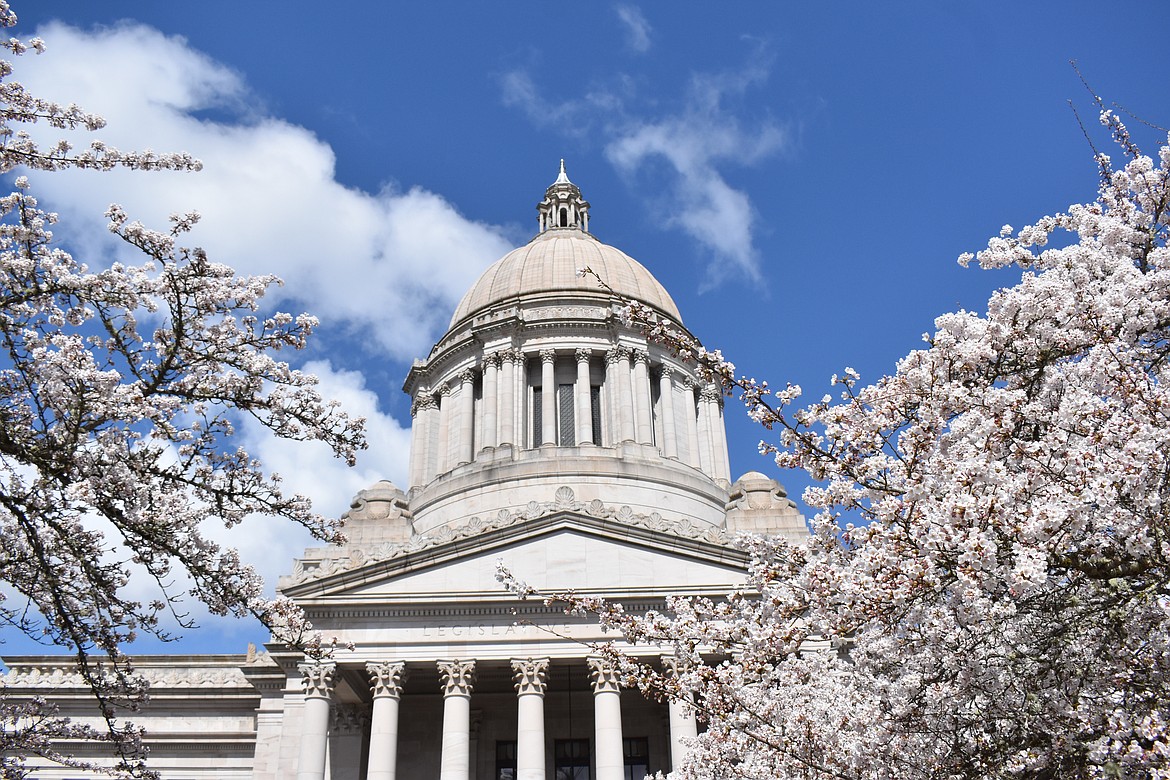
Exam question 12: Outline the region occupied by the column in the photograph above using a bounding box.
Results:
[611,347,636,443]
[658,367,678,459]
[575,349,593,446]
[701,383,728,482]
[296,662,336,780]
[437,659,476,780]
[458,368,475,466]
[540,350,557,446]
[366,661,406,780]
[482,354,499,449]
[713,395,732,482]
[436,383,454,475]
[411,392,439,486]
[682,380,701,468]
[696,383,713,476]
[512,658,549,780]
[588,656,624,780]
[499,351,516,447]
[661,657,698,772]
[408,397,425,488]
[632,349,653,445]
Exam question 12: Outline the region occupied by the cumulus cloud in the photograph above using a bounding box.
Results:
[501,60,790,285]
[615,5,652,53]
[15,21,514,361]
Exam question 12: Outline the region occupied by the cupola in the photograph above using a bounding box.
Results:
[537,159,590,233]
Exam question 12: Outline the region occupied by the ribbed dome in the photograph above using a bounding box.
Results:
[450,228,682,326]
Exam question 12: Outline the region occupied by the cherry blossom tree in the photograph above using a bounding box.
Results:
[0,3,364,776]
[540,109,1170,779]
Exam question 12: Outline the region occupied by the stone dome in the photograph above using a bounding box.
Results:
[449,228,683,327]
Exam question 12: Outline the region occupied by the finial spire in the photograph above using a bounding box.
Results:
[556,158,571,184]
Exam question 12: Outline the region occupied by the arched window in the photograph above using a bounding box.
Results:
[559,206,568,227]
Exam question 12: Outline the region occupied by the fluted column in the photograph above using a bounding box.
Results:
[512,658,549,780]
[682,379,701,468]
[632,349,653,445]
[661,656,698,772]
[611,347,636,443]
[499,350,517,447]
[366,662,406,780]
[713,394,731,482]
[436,383,454,475]
[540,349,556,446]
[658,366,678,458]
[588,657,624,780]
[575,349,593,445]
[408,397,425,488]
[458,368,475,466]
[696,382,713,475]
[438,660,476,780]
[296,662,336,780]
[482,354,499,449]
[701,383,728,481]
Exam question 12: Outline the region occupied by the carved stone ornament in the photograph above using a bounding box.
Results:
[587,656,621,694]
[575,347,592,364]
[631,348,650,366]
[660,654,688,677]
[604,345,626,365]
[366,661,407,699]
[459,367,476,385]
[330,703,369,734]
[437,659,476,697]
[511,658,550,696]
[298,662,337,700]
[700,382,722,402]
[540,348,557,364]
[286,486,733,586]
[485,352,502,369]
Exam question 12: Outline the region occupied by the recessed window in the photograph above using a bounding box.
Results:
[623,737,649,780]
[555,738,590,779]
[558,383,575,446]
[497,740,517,780]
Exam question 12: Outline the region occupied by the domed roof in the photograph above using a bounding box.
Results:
[450,162,682,327]
[450,229,682,326]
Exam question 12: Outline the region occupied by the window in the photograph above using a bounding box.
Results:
[497,740,517,780]
[590,385,603,445]
[623,737,649,780]
[532,387,543,447]
[555,738,590,780]
[557,383,575,446]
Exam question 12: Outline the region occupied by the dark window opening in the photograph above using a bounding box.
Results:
[558,383,575,446]
[623,737,649,780]
[497,740,517,780]
[532,387,543,447]
[555,738,591,780]
[559,206,569,227]
[590,385,603,445]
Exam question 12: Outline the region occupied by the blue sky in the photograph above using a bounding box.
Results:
[7,2,1170,653]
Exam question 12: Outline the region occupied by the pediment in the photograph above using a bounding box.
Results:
[280,513,747,604]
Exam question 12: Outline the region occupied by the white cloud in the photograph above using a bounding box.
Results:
[502,61,790,285]
[15,21,514,361]
[615,5,652,53]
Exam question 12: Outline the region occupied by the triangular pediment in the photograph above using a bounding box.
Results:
[280,513,747,605]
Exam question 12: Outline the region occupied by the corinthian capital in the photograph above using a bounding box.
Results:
[511,657,549,696]
[298,661,336,700]
[437,659,476,697]
[587,656,621,694]
[366,661,407,699]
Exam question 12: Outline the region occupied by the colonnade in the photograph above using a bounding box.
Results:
[294,657,698,780]
[408,345,731,489]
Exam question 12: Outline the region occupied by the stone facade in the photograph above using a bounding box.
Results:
[1,164,806,779]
